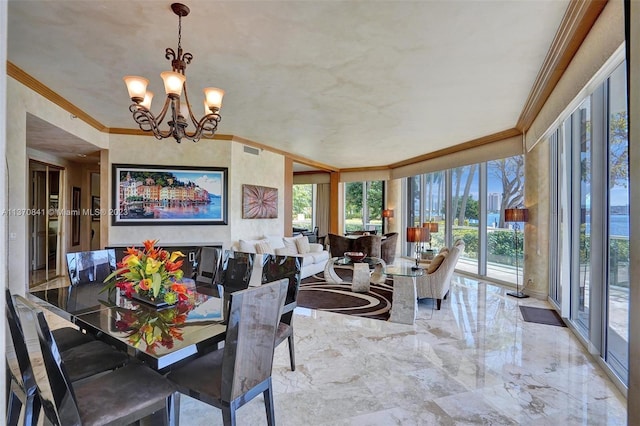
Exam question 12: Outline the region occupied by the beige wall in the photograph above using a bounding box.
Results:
[7,77,107,294]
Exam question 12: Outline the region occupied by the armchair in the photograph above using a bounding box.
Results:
[352,234,382,258]
[416,240,465,310]
[327,233,353,258]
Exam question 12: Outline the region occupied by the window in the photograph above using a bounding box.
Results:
[405,155,524,281]
[292,184,314,230]
[344,181,384,234]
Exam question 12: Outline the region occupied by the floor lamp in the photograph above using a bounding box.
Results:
[407,226,429,270]
[505,208,529,298]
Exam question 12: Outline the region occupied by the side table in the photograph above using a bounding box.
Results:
[384,265,424,325]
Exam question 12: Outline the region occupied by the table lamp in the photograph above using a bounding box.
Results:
[504,208,529,298]
[406,227,429,270]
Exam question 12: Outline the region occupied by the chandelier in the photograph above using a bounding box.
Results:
[123,3,224,143]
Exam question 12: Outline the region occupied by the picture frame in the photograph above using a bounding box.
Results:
[112,164,228,226]
[242,184,278,219]
[91,196,100,221]
[71,187,81,245]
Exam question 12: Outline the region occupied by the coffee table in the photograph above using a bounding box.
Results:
[324,256,386,293]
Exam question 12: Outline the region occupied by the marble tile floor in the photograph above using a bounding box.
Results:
[178,275,626,425]
[41,274,626,425]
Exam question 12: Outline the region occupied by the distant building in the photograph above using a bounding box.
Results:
[488,192,502,212]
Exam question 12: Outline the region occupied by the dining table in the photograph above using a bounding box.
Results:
[28,280,227,373]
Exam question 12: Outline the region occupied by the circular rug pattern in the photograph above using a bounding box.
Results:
[297,270,393,321]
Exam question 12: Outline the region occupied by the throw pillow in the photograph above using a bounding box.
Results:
[239,239,261,253]
[295,236,311,254]
[255,240,274,255]
[427,253,447,274]
[283,235,302,254]
[265,234,286,250]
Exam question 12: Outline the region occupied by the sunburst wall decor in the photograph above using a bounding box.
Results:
[242,184,278,219]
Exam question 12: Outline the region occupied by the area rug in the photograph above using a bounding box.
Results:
[519,306,567,327]
[297,269,393,321]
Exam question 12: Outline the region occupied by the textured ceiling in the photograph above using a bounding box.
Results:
[8,0,569,169]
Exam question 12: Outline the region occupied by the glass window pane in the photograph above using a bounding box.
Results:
[423,171,445,251]
[487,156,525,283]
[292,184,313,230]
[606,62,629,384]
[451,165,479,273]
[344,181,383,234]
[572,97,591,334]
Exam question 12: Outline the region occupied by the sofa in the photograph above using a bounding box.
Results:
[236,234,330,279]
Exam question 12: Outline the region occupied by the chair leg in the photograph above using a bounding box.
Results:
[436,299,442,310]
[222,404,236,426]
[6,392,22,426]
[263,381,276,426]
[165,392,179,426]
[287,334,296,371]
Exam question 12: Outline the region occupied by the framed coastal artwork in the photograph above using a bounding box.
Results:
[242,184,278,219]
[112,164,228,226]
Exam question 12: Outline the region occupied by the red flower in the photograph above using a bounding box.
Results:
[164,260,184,272]
[143,239,159,252]
[116,282,135,298]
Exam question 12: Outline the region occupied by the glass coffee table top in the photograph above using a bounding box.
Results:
[334,257,381,269]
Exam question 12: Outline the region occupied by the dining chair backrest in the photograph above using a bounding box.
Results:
[261,255,302,314]
[13,295,83,425]
[66,249,117,286]
[195,246,222,286]
[215,250,255,293]
[221,279,288,402]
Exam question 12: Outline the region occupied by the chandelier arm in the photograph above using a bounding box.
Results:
[181,81,200,128]
[155,96,172,126]
[130,105,167,140]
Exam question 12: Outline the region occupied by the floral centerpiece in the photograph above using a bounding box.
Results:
[103,239,189,305]
[114,299,195,353]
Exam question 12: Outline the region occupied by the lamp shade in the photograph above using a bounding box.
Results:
[123,76,149,102]
[160,71,186,97]
[504,208,529,223]
[407,227,429,243]
[422,222,439,233]
[382,209,394,218]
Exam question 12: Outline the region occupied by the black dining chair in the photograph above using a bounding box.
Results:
[195,246,222,286]
[13,295,179,426]
[65,249,118,314]
[166,279,288,426]
[262,255,303,371]
[6,292,40,426]
[6,290,129,382]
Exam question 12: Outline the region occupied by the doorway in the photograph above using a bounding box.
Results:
[29,160,64,287]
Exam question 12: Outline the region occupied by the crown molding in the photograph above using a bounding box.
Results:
[7,61,108,132]
[516,0,608,132]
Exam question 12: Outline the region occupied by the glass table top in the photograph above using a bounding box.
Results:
[383,264,425,277]
[30,283,226,371]
[333,256,382,268]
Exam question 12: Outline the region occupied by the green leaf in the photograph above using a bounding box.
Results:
[151,272,162,297]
